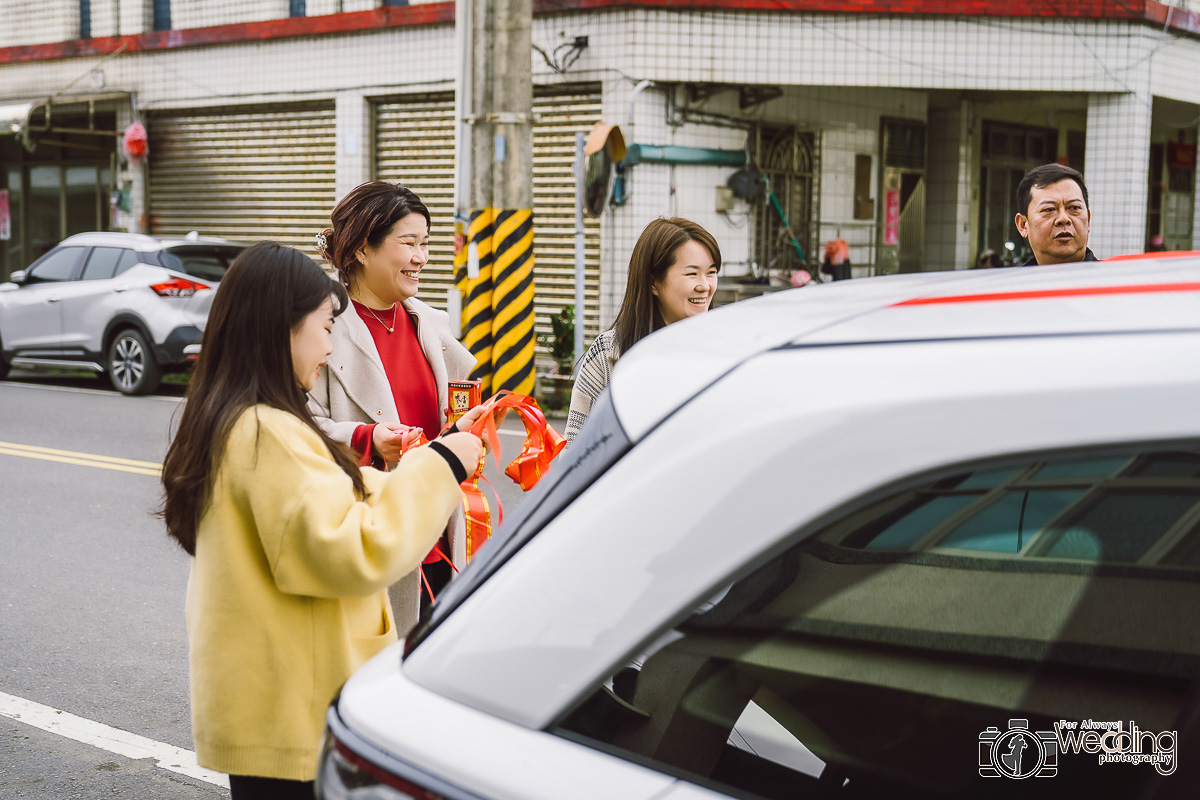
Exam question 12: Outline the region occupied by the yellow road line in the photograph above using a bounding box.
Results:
[0,441,161,477]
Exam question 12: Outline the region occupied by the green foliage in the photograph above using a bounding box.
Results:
[541,304,575,364]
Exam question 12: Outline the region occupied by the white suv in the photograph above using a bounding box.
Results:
[0,231,242,394]
[319,255,1200,799]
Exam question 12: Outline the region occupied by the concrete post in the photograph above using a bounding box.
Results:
[1085,91,1153,258]
[458,0,535,396]
[334,92,370,203]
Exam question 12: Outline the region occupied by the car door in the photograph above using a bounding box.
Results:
[0,246,86,352]
[56,246,133,354]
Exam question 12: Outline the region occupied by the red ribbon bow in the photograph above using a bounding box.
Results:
[400,392,566,598]
[457,391,566,560]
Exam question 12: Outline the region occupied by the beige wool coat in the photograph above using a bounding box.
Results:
[308,296,475,634]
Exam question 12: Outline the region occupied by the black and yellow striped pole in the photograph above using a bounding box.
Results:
[456,209,495,396]
[489,209,535,394]
[458,0,535,398]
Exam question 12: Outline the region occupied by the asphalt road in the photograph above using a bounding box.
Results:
[0,372,559,797]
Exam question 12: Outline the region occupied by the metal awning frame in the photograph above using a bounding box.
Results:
[2,92,131,153]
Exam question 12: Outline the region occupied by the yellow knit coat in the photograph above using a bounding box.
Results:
[185,405,462,781]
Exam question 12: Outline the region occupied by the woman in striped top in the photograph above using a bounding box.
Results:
[566,217,721,443]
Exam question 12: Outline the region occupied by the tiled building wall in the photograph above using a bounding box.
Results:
[1086,89,1154,258]
[618,12,1140,94]
[335,91,372,201]
[172,1,295,30]
[0,1,78,48]
[5,8,1200,316]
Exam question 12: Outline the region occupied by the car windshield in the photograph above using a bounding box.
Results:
[158,246,241,282]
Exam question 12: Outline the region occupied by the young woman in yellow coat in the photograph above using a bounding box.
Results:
[160,242,483,800]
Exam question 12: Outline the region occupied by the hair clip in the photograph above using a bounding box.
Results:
[315,232,328,252]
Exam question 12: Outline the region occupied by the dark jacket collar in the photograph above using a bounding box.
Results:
[1020,248,1098,266]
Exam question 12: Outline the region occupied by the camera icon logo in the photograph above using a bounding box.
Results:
[979,719,1058,779]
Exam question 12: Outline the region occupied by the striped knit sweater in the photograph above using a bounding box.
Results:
[565,329,619,444]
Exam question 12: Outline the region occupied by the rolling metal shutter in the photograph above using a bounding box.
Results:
[147,102,336,258]
[374,84,602,344]
[375,93,458,305]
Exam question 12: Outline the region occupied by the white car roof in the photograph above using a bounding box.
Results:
[404,255,1200,730]
[612,256,1200,440]
[57,231,237,251]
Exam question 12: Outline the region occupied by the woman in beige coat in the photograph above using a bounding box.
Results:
[308,181,476,634]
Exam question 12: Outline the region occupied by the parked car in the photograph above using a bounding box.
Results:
[318,255,1200,799]
[0,231,242,395]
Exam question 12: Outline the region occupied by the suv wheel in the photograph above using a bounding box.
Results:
[0,334,8,381]
[108,329,161,395]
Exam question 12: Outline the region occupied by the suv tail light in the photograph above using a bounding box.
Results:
[151,277,210,297]
[318,706,482,800]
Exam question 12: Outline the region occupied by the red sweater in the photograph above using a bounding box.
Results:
[349,301,445,565]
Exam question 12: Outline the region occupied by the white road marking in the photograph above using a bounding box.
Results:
[0,380,183,402]
[0,690,228,789]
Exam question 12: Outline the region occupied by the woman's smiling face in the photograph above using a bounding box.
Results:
[652,240,719,325]
[359,214,430,304]
[290,296,334,391]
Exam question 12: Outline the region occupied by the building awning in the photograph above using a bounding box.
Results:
[1,100,47,152]
[2,93,129,153]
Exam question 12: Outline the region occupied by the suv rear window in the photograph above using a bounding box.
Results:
[557,444,1200,798]
[159,246,241,282]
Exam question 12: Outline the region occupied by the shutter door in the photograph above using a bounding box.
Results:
[374,93,458,308]
[148,103,336,258]
[531,86,602,342]
[374,84,602,345]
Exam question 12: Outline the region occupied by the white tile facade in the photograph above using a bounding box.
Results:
[1086,88,1154,258]
[4,6,1200,318]
[335,91,371,201]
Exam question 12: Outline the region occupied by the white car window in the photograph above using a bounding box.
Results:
[556,444,1200,798]
[27,247,84,282]
[114,249,142,276]
[81,247,124,281]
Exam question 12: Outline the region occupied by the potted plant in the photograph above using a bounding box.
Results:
[542,304,576,375]
[537,305,576,412]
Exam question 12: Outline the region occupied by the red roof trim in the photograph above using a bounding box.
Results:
[1101,250,1200,262]
[1,1,1197,65]
[893,282,1200,307]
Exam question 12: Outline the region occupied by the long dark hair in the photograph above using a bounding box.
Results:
[611,217,721,356]
[160,242,365,555]
[319,181,431,292]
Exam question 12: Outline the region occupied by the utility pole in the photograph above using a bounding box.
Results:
[454,0,535,397]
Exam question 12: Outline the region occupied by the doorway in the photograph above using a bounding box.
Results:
[977,122,1059,264]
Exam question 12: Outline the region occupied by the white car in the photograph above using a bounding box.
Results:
[0,231,241,394]
[318,255,1200,799]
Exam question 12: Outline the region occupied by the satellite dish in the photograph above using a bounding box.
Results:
[583,122,626,218]
[728,167,767,203]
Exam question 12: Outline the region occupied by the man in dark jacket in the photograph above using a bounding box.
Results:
[1014,164,1099,266]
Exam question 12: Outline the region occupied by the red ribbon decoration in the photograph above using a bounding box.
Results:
[457,391,567,559]
[399,391,566,596]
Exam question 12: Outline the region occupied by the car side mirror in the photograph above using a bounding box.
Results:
[0,271,24,291]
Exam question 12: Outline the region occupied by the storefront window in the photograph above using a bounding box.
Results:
[28,166,60,264]
[66,165,100,239]
[1,167,20,281]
